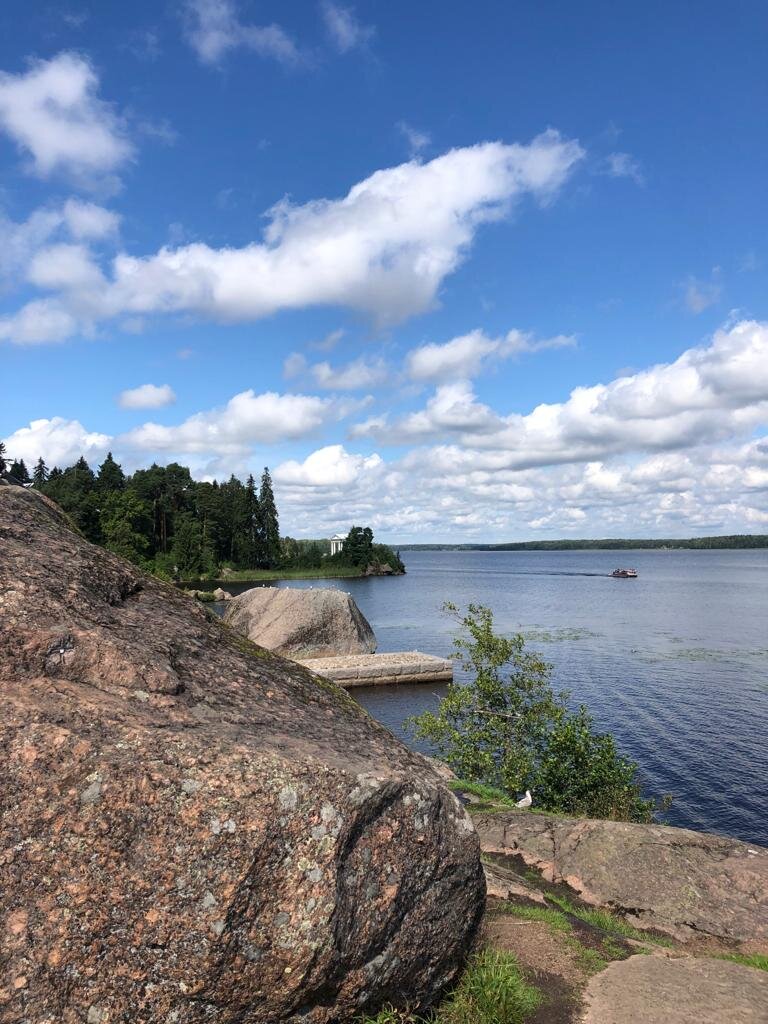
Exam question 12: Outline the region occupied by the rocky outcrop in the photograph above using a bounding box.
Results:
[476,810,768,945]
[581,954,768,1024]
[0,485,484,1023]
[223,586,377,659]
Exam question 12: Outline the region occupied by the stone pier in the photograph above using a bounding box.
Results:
[298,651,453,688]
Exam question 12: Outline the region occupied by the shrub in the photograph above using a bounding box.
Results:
[407,603,657,823]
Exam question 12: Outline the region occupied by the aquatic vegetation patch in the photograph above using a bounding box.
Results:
[521,626,599,643]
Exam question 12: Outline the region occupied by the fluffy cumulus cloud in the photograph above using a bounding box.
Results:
[274,444,382,486]
[0,200,118,286]
[2,417,111,466]
[118,388,358,455]
[406,328,576,383]
[0,131,584,345]
[182,0,299,65]
[118,383,177,410]
[0,52,133,188]
[62,199,121,239]
[359,320,768,466]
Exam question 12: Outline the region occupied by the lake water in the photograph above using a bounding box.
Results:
[216,549,768,846]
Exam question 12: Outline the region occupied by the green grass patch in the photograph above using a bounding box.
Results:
[567,941,607,975]
[359,950,543,1024]
[546,893,673,947]
[493,900,571,932]
[716,952,768,972]
[435,949,543,1024]
[448,779,516,807]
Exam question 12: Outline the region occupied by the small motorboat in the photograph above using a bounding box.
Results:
[611,568,638,578]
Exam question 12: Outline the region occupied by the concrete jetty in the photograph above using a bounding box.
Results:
[298,651,453,688]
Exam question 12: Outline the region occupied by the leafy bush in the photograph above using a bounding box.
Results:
[408,603,657,823]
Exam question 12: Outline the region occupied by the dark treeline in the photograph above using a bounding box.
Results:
[0,445,403,579]
[399,536,768,551]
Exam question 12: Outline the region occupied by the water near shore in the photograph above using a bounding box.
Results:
[215,548,768,846]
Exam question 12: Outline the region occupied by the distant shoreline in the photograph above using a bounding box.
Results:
[397,535,768,552]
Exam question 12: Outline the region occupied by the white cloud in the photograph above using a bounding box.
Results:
[0,131,584,344]
[360,321,768,467]
[4,325,768,539]
[0,199,118,289]
[397,121,430,157]
[0,52,133,188]
[0,299,78,345]
[118,383,177,410]
[62,198,120,239]
[602,151,645,186]
[182,0,299,65]
[119,389,350,454]
[285,352,389,390]
[406,328,575,383]
[320,2,374,52]
[27,243,104,291]
[1,417,110,466]
[274,444,382,486]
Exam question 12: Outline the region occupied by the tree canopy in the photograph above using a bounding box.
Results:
[26,453,404,580]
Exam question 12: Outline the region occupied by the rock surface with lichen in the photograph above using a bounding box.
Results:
[476,809,768,946]
[0,482,484,1023]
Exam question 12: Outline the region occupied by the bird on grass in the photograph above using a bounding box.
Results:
[515,790,532,809]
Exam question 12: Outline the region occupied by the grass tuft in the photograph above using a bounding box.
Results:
[493,900,571,932]
[717,952,768,972]
[448,779,516,807]
[436,949,543,1024]
[546,893,673,946]
[358,949,542,1024]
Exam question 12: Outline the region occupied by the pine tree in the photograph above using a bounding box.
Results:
[0,442,7,476]
[259,467,280,567]
[9,460,30,483]
[32,457,48,488]
[97,452,125,492]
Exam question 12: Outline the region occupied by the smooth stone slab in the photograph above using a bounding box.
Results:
[581,955,768,1024]
[299,651,454,688]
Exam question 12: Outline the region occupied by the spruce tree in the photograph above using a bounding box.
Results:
[33,457,48,487]
[259,467,280,567]
[0,441,7,476]
[9,460,30,483]
[97,452,125,492]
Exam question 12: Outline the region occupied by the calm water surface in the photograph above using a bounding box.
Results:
[219,549,768,845]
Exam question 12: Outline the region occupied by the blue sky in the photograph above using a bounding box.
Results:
[1,0,767,541]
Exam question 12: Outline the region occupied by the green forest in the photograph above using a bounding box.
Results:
[0,445,404,580]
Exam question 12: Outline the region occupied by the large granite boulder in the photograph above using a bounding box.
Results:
[0,485,484,1023]
[223,586,377,659]
[476,810,768,946]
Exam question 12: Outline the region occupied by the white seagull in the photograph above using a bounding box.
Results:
[515,789,532,809]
